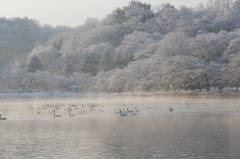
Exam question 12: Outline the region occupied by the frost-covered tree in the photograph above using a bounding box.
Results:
[123,1,154,23]
[156,56,220,91]
[222,36,240,62]
[233,0,240,11]
[82,18,99,29]
[79,25,126,47]
[124,59,157,92]
[113,47,134,69]
[114,31,161,67]
[3,0,240,93]
[192,32,231,62]
[157,31,193,57]
[108,69,126,93]
[222,54,240,91]
[102,8,126,25]
[155,4,178,33]
[11,56,27,73]
[94,70,115,92]
[99,50,113,72]
[206,0,232,14]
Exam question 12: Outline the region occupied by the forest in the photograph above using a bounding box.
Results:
[1,0,240,93]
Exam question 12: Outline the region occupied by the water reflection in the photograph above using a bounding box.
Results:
[0,97,240,158]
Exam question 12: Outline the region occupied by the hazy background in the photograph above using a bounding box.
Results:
[0,0,207,27]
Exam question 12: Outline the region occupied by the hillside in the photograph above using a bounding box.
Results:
[1,0,240,94]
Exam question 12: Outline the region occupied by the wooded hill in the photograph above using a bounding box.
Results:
[1,0,240,93]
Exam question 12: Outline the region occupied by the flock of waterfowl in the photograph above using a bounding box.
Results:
[0,101,211,121]
[29,102,104,118]
[0,102,175,120]
[28,101,145,118]
[29,102,142,118]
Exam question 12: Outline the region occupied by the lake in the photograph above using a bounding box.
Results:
[0,96,240,159]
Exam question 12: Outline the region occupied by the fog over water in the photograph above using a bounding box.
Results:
[1,96,240,158]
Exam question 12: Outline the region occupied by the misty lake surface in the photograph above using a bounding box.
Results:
[1,96,240,159]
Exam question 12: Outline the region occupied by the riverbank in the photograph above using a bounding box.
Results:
[0,89,240,101]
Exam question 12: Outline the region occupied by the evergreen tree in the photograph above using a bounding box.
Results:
[81,53,99,76]
[53,39,63,51]
[26,55,43,73]
[62,52,74,78]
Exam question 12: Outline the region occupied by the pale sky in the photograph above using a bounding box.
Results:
[0,0,207,27]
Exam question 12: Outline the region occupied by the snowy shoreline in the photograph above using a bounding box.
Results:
[0,90,240,100]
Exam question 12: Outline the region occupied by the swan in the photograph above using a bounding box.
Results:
[53,110,61,118]
[0,114,7,120]
[131,110,137,115]
[119,110,127,116]
[99,108,104,112]
[126,108,132,113]
[135,108,139,112]
[68,109,75,117]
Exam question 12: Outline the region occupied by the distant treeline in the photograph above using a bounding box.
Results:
[1,0,240,93]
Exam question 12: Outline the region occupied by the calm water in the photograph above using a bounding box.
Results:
[0,97,240,159]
